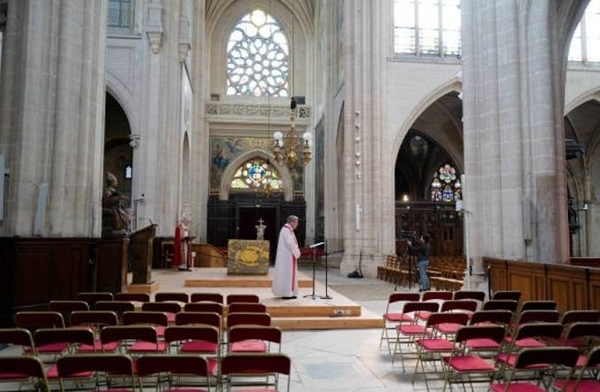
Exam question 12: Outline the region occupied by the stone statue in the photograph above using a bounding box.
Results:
[255,218,267,241]
[102,172,132,237]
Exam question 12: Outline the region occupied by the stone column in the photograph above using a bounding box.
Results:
[461,1,586,276]
[0,0,106,237]
[339,1,395,277]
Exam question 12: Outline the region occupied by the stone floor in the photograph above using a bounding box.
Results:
[0,266,494,391]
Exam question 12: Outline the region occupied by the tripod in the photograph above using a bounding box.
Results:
[303,242,325,300]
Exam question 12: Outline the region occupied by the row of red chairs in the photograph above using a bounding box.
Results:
[391,307,600,391]
[77,291,259,306]
[0,352,292,391]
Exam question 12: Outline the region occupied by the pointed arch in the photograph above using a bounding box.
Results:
[219,149,294,201]
[392,77,464,172]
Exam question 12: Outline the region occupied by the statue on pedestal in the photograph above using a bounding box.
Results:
[255,218,267,241]
[102,172,132,237]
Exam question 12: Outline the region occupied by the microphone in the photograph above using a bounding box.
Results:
[309,242,325,248]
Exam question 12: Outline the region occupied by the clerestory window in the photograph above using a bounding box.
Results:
[568,0,600,63]
[394,0,461,58]
[226,9,289,97]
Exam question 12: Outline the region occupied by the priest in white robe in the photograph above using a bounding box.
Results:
[272,215,302,299]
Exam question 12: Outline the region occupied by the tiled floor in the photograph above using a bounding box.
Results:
[1,266,494,391]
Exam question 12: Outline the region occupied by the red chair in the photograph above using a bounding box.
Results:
[0,328,34,355]
[191,292,224,304]
[441,325,507,391]
[227,312,271,329]
[77,291,114,307]
[122,311,169,337]
[48,300,90,326]
[228,302,268,314]
[100,326,167,355]
[411,312,470,391]
[154,292,189,303]
[482,300,519,313]
[558,321,600,349]
[175,311,222,330]
[0,356,49,392]
[453,290,486,302]
[228,325,282,353]
[163,326,220,377]
[114,292,150,303]
[33,327,95,358]
[519,300,557,312]
[469,310,513,327]
[560,310,600,325]
[184,301,224,315]
[221,353,291,392]
[15,311,66,331]
[69,310,119,353]
[57,354,135,391]
[94,300,135,321]
[379,292,421,353]
[418,291,452,321]
[490,347,579,392]
[136,354,211,391]
[491,290,521,301]
[141,302,181,323]
[554,345,600,391]
[391,301,440,371]
[226,294,260,305]
[440,300,478,315]
[497,323,564,374]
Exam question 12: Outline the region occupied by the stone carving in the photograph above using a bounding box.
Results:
[102,172,132,237]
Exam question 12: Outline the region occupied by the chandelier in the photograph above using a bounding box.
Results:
[272,97,312,166]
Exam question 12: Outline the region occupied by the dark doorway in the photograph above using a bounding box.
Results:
[237,206,278,263]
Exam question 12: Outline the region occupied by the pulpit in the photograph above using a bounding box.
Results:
[130,224,157,284]
[227,239,270,275]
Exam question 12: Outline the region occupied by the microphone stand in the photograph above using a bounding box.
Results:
[303,241,325,300]
[320,240,332,299]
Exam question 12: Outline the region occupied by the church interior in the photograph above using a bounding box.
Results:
[1,0,600,390]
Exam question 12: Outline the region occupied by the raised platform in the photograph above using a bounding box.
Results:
[147,268,383,331]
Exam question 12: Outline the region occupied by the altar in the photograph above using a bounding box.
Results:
[227,239,270,275]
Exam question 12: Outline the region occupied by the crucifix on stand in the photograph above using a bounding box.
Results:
[255,218,266,241]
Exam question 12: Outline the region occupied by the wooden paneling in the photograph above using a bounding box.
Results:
[590,269,600,312]
[485,257,600,312]
[547,265,588,312]
[96,238,129,293]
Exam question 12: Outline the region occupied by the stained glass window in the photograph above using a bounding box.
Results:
[393,0,461,57]
[430,163,461,202]
[226,9,289,97]
[230,158,282,194]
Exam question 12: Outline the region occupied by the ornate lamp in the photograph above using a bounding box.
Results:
[272,97,312,166]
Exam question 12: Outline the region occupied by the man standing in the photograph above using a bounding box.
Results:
[272,215,301,299]
[173,216,192,271]
[408,234,431,292]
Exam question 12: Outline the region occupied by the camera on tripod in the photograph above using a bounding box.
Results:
[400,230,418,242]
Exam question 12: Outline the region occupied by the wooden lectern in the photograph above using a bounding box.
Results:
[130,224,157,284]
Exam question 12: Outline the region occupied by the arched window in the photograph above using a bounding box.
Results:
[226,9,289,97]
[393,0,461,57]
[568,0,600,63]
[430,163,461,202]
[230,158,282,194]
[108,0,132,29]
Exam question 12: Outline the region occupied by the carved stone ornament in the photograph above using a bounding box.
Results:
[147,31,163,54]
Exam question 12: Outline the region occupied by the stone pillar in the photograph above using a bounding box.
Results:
[339,1,395,277]
[0,0,107,237]
[461,1,585,276]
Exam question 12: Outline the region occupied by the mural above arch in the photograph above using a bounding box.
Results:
[210,137,299,201]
